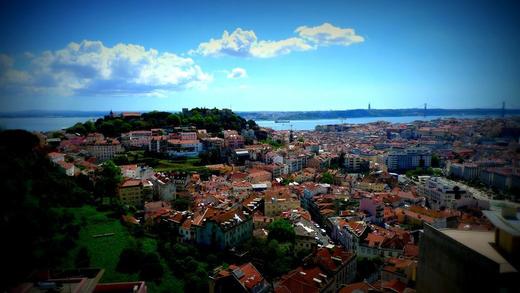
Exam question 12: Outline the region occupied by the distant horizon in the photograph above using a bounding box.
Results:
[2,107,520,122]
[1,108,518,132]
[2,106,520,114]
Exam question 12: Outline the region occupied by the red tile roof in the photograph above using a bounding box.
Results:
[275,266,326,293]
[382,279,407,293]
[315,246,355,272]
[232,263,265,289]
[339,281,379,293]
[121,179,142,188]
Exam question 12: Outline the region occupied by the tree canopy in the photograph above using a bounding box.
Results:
[0,130,90,290]
[94,160,122,201]
[320,172,334,184]
[268,218,296,243]
[66,108,258,137]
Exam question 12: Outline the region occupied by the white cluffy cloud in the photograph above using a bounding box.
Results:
[0,40,212,97]
[227,67,247,79]
[193,22,364,58]
[295,23,365,46]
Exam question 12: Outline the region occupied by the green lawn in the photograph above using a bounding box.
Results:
[61,205,183,292]
[155,158,208,172]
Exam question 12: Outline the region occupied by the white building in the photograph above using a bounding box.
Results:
[165,139,203,157]
[418,177,473,210]
[151,173,176,201]
[85,138,123,162]
[385,147,431,171]
[121,130,152,149]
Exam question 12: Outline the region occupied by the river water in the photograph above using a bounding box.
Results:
[0,114,508,132]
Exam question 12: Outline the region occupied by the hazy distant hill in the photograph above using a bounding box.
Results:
[0,110,108,118]
[2,108,519,120]
[237,108,520,121]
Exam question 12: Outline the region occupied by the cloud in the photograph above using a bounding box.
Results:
[0,40,212,97]
[251,38,313,58]
[194,28,257,57]
[227,67,247,79]
[192,23,363,58]
[295,22,364,46]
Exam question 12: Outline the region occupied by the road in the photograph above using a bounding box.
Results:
[297,219,332,247]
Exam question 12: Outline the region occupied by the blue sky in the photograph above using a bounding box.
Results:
[0,0,519,111]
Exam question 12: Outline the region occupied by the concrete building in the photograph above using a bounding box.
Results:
[275,246,356,293]
[210,262,270,293]
[462,163,479,180]
[359,196,385,224]
[224,131,245,150]
[48,152,65,163]
[417,224,518,293]
[11,268,148,293]
[193,207,253,250]
[483,207,520,271]
[418,177,472,210]
[329,217,368,251]
[121,130,152,149]
[301,183,329,210]
[449,162,480,181]
[151,173,176,201]
[286,156,307,174]
[118,179,143,206]
[344,154,369,172]
[264,188,300,218]
[384,147,431,172]
[149,135,168,153]
[85,138,123,162]
[119,164,154,180]
[395,206,458,229]
[165,139,203,157]
[294,222,318,253]
[56,160,75,176]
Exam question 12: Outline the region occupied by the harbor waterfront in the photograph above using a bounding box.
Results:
[256,114,507,130]
[0,114,510,132]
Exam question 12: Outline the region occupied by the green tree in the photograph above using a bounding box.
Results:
[116,246,145,273]
[338,152,346,169]
[268,219,295,243]
[172,197,192,211]
[0,130,92,290]
[94,160,122,203]
[281,178,291,185]
[167,114,181,127]
[320,172,334,184]
[113,154,129,165]
[139,253,164,281]
[67,122,87,135]
[431,154,440,167]
[75,246,91,268]
[84,120,96,133]
[355,257,383,281]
